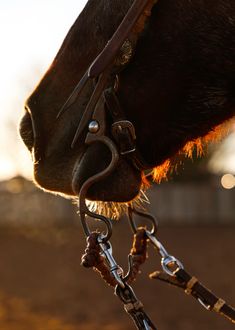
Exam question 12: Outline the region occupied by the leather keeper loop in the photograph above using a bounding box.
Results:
[185,276,198,295]
[213,298,226,313]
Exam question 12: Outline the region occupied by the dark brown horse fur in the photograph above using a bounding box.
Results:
[20,0,235,203]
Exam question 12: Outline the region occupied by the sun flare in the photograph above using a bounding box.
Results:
[0,0,87,181]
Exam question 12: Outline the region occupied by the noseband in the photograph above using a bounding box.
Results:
[57,1,235,329]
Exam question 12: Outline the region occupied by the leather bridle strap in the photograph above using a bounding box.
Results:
[58,0,158,116]
[104,88,136,155]
[89,0,158,78]
[103,87,155,170]
[71,70,110,148]
[58,0,158,170]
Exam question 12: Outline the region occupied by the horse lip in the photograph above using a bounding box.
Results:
[71,143,142,202]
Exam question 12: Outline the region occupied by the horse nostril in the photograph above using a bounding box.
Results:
[19,110,35,152]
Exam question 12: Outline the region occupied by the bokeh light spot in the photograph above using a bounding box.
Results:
[221,173,235,189]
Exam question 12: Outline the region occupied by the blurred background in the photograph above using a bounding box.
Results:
[0,1,234,329]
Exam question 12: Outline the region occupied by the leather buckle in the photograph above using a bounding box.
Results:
[111,120,136,155]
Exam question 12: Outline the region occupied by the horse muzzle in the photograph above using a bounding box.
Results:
[72,141,142,202]
[19,110,35,152]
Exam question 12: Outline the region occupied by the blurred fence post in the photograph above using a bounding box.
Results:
[0,177,234,226]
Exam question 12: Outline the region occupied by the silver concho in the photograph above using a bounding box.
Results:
[115,39,133,67]
[88,120,100,133]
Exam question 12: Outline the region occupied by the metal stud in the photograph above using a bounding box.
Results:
[88,120,99,133]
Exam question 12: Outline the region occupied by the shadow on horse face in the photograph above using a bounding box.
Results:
[19,0,142,202]
[20,0,235,203]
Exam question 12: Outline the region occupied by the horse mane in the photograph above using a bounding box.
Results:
[85,120,233,221]
[150,120,233,184]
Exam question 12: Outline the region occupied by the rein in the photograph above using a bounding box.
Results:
[79,201,235,329]
[58,0,235,328]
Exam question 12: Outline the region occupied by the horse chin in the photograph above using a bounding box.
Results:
[72,143,142,203]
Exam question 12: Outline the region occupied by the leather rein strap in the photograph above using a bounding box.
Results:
[150,268,235,324]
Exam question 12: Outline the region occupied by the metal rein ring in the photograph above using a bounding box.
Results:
[128,206,158,236]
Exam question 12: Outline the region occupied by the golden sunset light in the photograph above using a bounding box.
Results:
[0,1,235,183]
[0,0,87,181]
[0,3,234,330]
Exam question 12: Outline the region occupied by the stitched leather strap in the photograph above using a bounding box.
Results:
[104,88,156,169]
[89,0,158,78]
[150,268,235,324]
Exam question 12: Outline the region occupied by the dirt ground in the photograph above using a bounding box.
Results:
[0,222,234,330]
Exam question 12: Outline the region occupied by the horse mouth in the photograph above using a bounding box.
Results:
[22,134,143,203]
[19,112,142,203]
[71,142,143,202]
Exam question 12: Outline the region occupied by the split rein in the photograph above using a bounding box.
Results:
[77,192,235,330]
[72,118,235,329]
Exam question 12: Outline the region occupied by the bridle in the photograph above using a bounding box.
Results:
[57,1,235,329]
[57,0,158,171]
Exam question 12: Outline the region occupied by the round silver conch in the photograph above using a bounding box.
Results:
[88,120,100,133]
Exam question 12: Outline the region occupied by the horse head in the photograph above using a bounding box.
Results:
[20,0,235,204]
